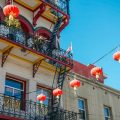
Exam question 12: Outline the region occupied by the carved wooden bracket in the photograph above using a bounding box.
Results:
[33,3,46,27]
[33,59,44,77]
[1,47,13,67]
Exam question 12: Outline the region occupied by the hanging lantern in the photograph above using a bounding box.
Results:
[113,51,120,63]
[37,94,46,104]
[3,5,20,27]
[3,5,19,20]
[53,88,63,99]
[91,67,103,79]
[70,79,81,94]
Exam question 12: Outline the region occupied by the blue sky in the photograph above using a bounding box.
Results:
[61,0,120,90]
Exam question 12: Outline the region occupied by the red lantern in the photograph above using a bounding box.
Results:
[70,79,81,91]
[53,88,63,98]
[113,51,120,62]
[37,94,46,104]
[3,5,20,20]
[91,67,103,79]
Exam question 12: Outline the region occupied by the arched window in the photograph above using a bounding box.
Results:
[11,15,34,45]
[35,27,51,41]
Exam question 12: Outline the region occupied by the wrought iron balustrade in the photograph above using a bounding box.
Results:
[0,22,73,67]
[44,0,69,14]
[0,94,79,120]
[0,94,50,120]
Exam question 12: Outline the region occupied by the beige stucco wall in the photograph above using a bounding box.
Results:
[0,53,55,102]
[62,74,120,120]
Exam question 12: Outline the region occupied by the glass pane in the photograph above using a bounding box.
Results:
[37,88,51,106]
[104,107,110,117]
[5,86,13,96]
[6,79,23,90]
[14,89,23,99]
[79,110,85,119]
[78,99,85,110]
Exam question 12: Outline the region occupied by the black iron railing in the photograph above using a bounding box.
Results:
[0,22,73,67]
[0,94,79,120]
[44,0,69,15]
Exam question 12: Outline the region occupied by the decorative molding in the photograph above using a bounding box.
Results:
[33,59,44,77]
[33,3,46,27]
[19,15,34,34]
[1,47,13,67]
[35,27,51,39]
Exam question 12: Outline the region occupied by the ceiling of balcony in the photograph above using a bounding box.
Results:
[14,0,42,11]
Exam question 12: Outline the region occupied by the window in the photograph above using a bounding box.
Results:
[5,78,24,99]
[4,77,26,110]
[78,99,87,120]
[104,106,112,120]
[37,87,52,106]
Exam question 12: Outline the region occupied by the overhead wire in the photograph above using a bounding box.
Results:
[92,44,120,65]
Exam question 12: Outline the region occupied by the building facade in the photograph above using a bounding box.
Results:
[0,0,120,120]
[62,61,120,120]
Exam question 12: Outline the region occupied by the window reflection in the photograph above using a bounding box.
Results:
[37,87,52,106]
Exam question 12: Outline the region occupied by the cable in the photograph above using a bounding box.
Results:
[92,44,120,65]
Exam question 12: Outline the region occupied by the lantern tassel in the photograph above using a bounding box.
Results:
[119,59,120,63]
[74,87,77,95]
[9,15,14,21]
[96,74,99,80]
[40,101,43,108]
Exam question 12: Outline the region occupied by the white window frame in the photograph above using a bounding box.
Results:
[5,79,24,99]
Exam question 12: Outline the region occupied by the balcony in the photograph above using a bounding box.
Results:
[0,22,73,70]
[44,0,69,15]
[13,0,70,28]
[0,94,78,120]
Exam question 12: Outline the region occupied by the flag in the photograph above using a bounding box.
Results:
[64,42,73,56]
[66,42,72,53]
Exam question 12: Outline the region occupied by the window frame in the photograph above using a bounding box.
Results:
[78,98,87,120]
[5,76,26,100]
[37,84,52,106]
[104,105,112,120]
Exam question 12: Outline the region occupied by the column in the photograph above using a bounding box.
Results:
[27,79,37,102]
[0,68,6,94]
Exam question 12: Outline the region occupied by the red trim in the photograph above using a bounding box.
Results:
[0,36,72,69]
[0,114,24,120]
[0,8,5,21]
[33,3,46,27]
[59,17,69,34]
[35,28,51,39]
[19,16,34,34]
